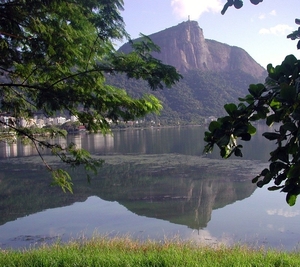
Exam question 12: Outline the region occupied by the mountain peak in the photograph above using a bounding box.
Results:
[119,20,265,79]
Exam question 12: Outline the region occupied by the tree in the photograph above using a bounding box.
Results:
[204,0,300,205]
[0,0,182,192]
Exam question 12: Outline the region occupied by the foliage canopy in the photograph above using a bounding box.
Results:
[205,0,300,205]
[0,0,181,191]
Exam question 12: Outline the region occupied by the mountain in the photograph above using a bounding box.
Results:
[106,21,266,124]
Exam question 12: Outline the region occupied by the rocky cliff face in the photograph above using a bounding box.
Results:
[111,21,267,120]
[119,21,265,79]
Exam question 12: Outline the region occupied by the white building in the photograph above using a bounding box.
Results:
[53,116,66,125]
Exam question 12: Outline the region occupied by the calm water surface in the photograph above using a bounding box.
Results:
[0,125,299,251]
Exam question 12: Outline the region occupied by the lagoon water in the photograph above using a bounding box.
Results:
[0,126,300,250]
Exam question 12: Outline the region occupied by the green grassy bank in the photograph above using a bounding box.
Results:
[1,236,300,267]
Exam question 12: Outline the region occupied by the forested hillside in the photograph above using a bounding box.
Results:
[106,69,263,125]
[107,21,266,125]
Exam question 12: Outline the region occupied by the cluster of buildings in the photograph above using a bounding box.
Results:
[0,114,79,129]
[0,113,217,131]
[0,114,145,132]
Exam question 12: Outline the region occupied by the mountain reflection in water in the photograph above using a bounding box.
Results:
[0,126,299,250]
[0,153,258,248]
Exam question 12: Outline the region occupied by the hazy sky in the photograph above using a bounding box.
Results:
[119,0,299,68]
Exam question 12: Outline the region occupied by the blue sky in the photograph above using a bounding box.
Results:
[119,0,299,69]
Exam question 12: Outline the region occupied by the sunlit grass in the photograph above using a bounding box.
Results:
[1,236,300,267]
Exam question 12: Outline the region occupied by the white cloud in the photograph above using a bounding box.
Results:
[171,0,224,20]
[267,208,300,218]
[190,229,234,247]
[258,10,276,20]
[259,28,270,34]
[259,24,294,36]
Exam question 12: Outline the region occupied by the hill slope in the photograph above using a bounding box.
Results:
[107,21,266,124]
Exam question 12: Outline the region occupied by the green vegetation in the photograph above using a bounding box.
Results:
[1,237,300,267]
[205,1,300,205]
[106,69,261,125]
[0,0,181,190]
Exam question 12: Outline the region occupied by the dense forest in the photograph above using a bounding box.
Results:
[105,69,264,125]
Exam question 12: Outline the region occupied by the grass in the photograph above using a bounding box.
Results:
[1,236,300,266]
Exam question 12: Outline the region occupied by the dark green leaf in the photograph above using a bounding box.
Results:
[249,114,261,121]
[248,83,265,97]
[281,122,297,133]
[233,125,248,136]
[281,184,295,193]
[247,124,256,135]
[220,147,226,158]
[270,162,287,173]
[240,133,251,141]
[266,114,276,126]
[208,121,221,132]
[216,134,230,148]
[287,164,300,179]
[204,131,212,142]
[224,103,237,116]
[257,181,264,188]
[252,175,260,183]
[283,54,297,67]
[234,147,243,157]
[262,132,281,140]
[275,173,287,185]
[261,168,269,176]
[262,173,272,185]
[277,148,289,163]
[268,186,284,191]
[238,94,254,104]
[280,84,296,103]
